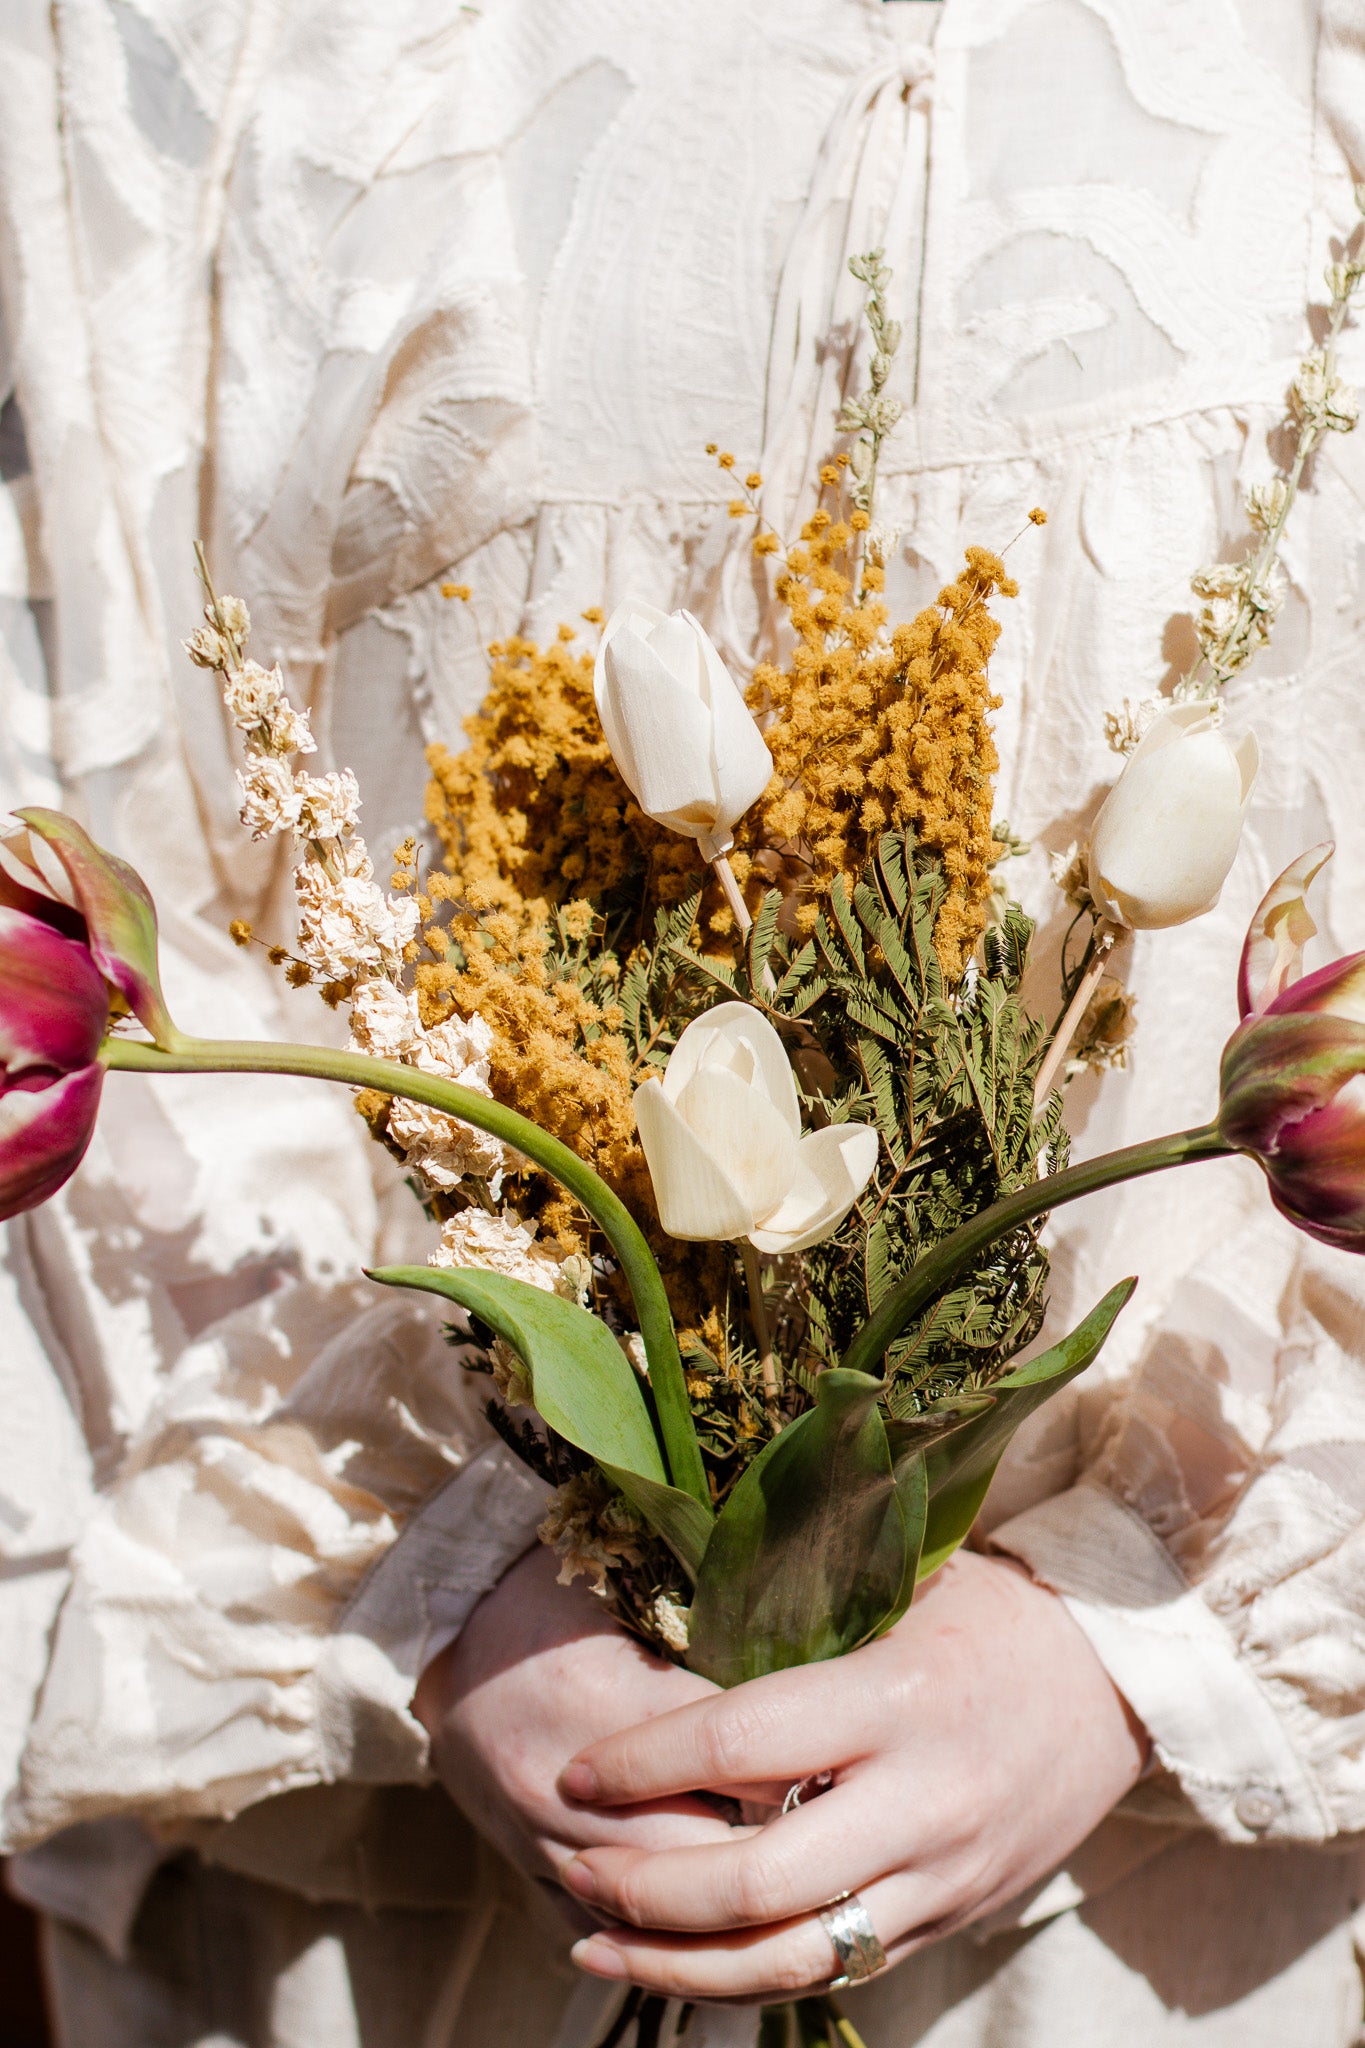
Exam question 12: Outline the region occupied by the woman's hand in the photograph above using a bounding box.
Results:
[415,1543,731,1895]
[555,1550,1150,2002]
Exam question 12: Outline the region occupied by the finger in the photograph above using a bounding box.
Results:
[539,1797,741,1863]
[569,1869,916,2004]
[433,1733,736,1859]
[560,1657,890,1806]
[556,1802,740,1851]
[560,1774,903,1930]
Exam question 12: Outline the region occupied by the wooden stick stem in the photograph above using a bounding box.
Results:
[1032,924,1118,1109]
[713,853,753,934]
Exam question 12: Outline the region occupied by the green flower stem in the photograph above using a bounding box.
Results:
[101,1032,708,1504]
[840,1121,1231,1379]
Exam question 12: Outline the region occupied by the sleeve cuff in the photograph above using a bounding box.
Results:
[8,1439,549,1850]
[989,1480,1333,1844]
[336,1440,551,1686]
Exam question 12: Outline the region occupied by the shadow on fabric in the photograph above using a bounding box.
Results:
[0,1863,53,2048]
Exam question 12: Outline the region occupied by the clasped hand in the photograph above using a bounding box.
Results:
[417,1544,1148,2005]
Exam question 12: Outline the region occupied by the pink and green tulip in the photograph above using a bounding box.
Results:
[1218,844,1365,1250]
[0,812,181,1220]
[10,809,179,1044]
[0,899,109,1217]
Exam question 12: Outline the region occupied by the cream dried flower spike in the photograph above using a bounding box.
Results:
[186,553,574,1292]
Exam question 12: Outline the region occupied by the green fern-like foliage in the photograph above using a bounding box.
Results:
[802,840,1066,1415]
[665,827,1066,1420]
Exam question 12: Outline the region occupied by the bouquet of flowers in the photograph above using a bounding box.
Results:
[3,231,1365,2046]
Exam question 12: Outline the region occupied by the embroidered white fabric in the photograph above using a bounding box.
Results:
[1,0,1365,2023]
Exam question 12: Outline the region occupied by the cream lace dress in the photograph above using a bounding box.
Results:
[2,1,1365,2042]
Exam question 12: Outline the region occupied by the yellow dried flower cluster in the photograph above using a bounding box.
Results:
[411,490,1012,1319]
[418,659,728,1321]
[424,633,702,918]
[742,525,1014,977]
[414,901,636,1225]
[358,892,724,1325]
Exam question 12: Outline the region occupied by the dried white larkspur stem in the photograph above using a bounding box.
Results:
[1179,223,1365,700]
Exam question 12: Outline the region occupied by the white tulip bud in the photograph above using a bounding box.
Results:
[594,603,773,861]
[1087,703,1259,931]
[634,1001,878,1253]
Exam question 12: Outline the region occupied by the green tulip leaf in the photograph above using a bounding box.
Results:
[599,1467,716,1582]
[872,1441,929,1639]
[686,1369,908,1687]
[886,1394,995,1462]
[916,1277,1136,1582]
[368,1264,714,1578]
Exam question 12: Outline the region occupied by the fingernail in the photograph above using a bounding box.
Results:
[571,1937,625,1979]
[561,1857,598,1902]
[560,1761,598,1801]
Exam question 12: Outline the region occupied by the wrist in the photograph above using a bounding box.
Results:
[991,1552,1153,1788]
[923,1550,1152,1807]
[413,1543,617,1736]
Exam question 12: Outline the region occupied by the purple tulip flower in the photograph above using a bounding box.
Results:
[0,811,178,1220]
[1219,844,1365,1251]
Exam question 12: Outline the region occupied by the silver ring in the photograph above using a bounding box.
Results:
[819,1890,887,1989]
[782,1770,833,1814]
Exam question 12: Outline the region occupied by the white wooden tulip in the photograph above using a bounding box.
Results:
[594,602,773,860]
[634,1001,878,1251]
[1088,704,1259,930]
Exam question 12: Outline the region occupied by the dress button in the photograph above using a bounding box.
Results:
[1234,1787,1282,1832]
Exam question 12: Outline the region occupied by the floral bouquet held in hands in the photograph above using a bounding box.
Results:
[4,234,1365,2048]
